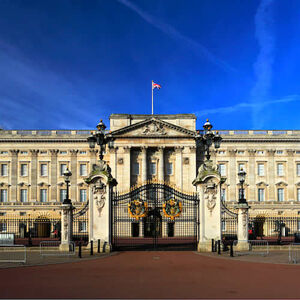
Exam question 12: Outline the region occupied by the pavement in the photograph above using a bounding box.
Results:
[1,251,300,299]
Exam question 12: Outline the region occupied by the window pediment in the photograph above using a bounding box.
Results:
[275,181,288,187]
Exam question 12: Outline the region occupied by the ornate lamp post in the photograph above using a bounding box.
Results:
[197,119,222,161]
[63,168,72,204]
[88,119,112,161]
[238,169,247,204]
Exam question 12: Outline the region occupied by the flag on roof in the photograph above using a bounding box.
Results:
[152,81,161,90]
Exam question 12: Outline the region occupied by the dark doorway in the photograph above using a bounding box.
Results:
[144,208,162,238]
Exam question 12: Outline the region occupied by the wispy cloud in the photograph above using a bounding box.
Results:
[117,0,237,73]
[250,0,275,127]
[195,94,300,116]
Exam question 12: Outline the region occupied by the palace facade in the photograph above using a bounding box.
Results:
[1,113,300,221]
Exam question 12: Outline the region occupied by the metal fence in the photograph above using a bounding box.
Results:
[289,243,300,264]
[222,216,300,244]
[40,241,75,256]
[0,245,26,263]
[0,215,89,246]
[233,240,269,256]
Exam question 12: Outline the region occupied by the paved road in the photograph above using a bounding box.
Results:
[1,251,300,299]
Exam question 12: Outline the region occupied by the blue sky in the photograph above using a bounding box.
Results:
[1,0,300,130]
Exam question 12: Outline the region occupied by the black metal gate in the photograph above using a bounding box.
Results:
[112,182,199,250]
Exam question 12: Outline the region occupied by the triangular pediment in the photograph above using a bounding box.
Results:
[110,118,196,138]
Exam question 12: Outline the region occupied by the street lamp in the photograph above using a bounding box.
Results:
[238,168,247,203]
[63,168,72,204]
[88,119,112,161]
[197,119,222,161]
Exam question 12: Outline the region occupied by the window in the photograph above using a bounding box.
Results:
[257,150,264,155]
[79,164,87,176]
[219,151,225,155]
[60,151,67,154]
[276,150,283,154]
[258,163,265,176]
[60,164,67,176]
[40,164,48,177]
[0,223,7,232]
[80,189,87,202]
[277,163,284,176]
[166,162,173,175]
[221,220,226,231]
[20,212,26,216]
[218,164,226,176]
[258,188,264,202]
[20,164,28,176]
[40,189,47,203]
[60,189,67,202]
[278,188,284,202]
[20,189,28,203]
[0,189,7,203]
[20,151,28,155]
[40,151,47,154]
[0,164,8,176]
[297,189,300,202]
[79,151,86,154]
[297,164,300,176]
[238,163,245,172]
[0,151,8,155]
[149,162,156,175]
[132,162,139,176]
[221,189,226,201]
[79,221,87,232]
[237,151,244,155]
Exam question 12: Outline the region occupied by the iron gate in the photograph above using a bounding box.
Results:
[112,182,199,250]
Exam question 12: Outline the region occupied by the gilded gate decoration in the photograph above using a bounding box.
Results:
[112,181,199,250]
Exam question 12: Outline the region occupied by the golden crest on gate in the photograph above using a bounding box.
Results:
[163,198,182,220]
[128,199,148,220]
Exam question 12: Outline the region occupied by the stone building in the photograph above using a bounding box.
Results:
[1,113,300,221]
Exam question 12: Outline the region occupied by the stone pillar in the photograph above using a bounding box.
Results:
[247,150,256,201]
[158,147,164,182]
[175,147,184,190]
[60,202,74,251]
[139,221,143,237]
[228,150,237,201]
[10,150,19,202]
[89,149,98,169]
[287,150,295,200]
[141,147,147,183]
[86,160,117,252]
[30,150,39,202]
[123,146,131,189]
[193,160,223,252]
[50,150,59,202]
[235,202,250,251]
[70,150,78,202]
[267,150,276,201]
[189,146,197,188]
[109,147,118,179]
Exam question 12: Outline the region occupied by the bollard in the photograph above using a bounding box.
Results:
[230,242,233,257]
[215,241,218,253]
[90,240,93,256]
[97,239,100,253]
[78,242,82,258]
[103,241,107,253]
[217,240,221,255]
[211,239,215,252]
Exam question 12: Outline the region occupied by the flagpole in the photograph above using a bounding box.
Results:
[151,80,154,115]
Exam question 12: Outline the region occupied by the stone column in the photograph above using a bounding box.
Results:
[235,202,250,251]
[108,147,118,179]
[267,150,275,201]
[193,160,223,252]
[9,150,19,202]
[89,149,98,169]
[60,202,74,251]
[247,150,256,201]
[141,147,147,183]
[30,150,39,202]
[158,147,164,182]
[175,147,184,190]
[50,150,59,202]
[86,161,117,252]
[189,146,197,188]
[70,150,78,202]
[287,150,295,200]
[228,150,237,201]
[123,146,131,189]
[139,221,143,237]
